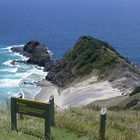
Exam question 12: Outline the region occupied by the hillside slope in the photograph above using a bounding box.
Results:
[46,36,140,95]
[11,36,140,109]
[0,108,139,140]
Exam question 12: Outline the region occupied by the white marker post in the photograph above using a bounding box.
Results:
[99,107,107,140]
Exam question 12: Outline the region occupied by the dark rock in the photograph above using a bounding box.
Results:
[10,60,26,65]
[44,60,56,72]
[23,40,41,54]
[11,47,23,53]
[11,36,140,96]
[24,40,51,66]
[106,59,140,94]
[11,40,52,67]
[46,36,140,93]
[21,81,35,86]
[46,60,74,87]
[11,47,31,57]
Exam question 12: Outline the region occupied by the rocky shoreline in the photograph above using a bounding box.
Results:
[46,36,140,95]
[11,40,52,66]
[11,36,140,109]
[11,37,140,95]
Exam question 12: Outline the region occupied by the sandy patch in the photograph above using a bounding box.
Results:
[34,76,122,109]
[57,81,121,109]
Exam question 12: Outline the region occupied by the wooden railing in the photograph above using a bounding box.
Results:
[11,96,54,140]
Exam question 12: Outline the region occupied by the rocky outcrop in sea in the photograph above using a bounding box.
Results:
[11,40,52,66]
[11,36,140,109]
[11,37,140,94]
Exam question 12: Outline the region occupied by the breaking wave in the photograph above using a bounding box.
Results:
[0,68,18,73]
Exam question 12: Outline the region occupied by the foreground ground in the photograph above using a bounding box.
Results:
[0,107,139,140]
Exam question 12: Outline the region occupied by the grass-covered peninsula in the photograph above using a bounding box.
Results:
[11,36,140,109]
[1,36,139,140]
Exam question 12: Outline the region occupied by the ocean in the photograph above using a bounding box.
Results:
[0,0,140,104]
[0,45,47,104]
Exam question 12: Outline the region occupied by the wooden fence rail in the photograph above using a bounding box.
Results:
[11,98,139,140]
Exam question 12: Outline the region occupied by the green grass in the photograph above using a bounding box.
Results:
[0,108,87,140]
[0,107,140,140]
[63,36,122,78]
[0,131,39,140]
[55,108,140,140]
[52,128,87,140]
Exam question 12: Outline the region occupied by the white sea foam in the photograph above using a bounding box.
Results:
[0,68,37,95]
[18,70,47,85]
[3,59,27,67]
[33,66,48,76]
[15,69,34,80]
[2,60,13,66]
[1,46,12,52]
[0,44,48,102]
[47,49,53,57]
[18,55,28,60]
[13,52,28,60]
[17,66,48,99]
[2,44,28,60]
[0,68,18,73]
[2,44,28,61]
[15,67,46,85]
[0,79,21,88]
[3,44,24,52]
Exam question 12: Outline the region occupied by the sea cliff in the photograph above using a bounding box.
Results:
[11,36,140,109]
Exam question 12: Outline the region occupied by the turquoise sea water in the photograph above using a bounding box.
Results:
[0,0,140,103]
[0,45,46,104]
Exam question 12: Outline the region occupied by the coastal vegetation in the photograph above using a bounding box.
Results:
[6,36,140,140]
[11,36,140,109]
[45,36,123,86]
[0,0,140,139]
[0,107,139,140]
[63,36,119,77]
[45,36,140,94]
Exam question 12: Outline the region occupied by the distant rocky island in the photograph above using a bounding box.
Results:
[11,36,140,109]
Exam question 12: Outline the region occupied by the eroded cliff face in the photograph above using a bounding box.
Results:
[11,36,140,95]
[107,59,140,94]
[46,36,119,87]
[45,36,140,95]
[11,36,140,109]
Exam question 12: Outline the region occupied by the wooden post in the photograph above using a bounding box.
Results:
[45,103,51,140]
[11,97,54,139]
[99,107,107,140]
[49,96,54,126]
[18,93,23,120]
[11,97,17,131]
